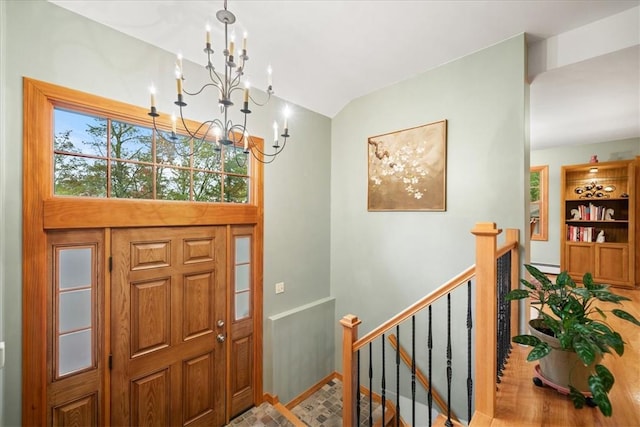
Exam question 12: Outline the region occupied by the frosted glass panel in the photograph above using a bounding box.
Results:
[59,329,92,376]
[235,237,250,264]
[235,264,250,292]
[235,292,250,320]
[59,248,92,289]
[59,289,92,333]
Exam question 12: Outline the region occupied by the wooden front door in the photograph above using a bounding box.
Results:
[111,226,227,426]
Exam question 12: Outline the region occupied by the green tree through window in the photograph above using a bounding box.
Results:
[53,108,250,203]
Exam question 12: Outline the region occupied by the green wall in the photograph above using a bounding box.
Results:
[1,2,534,424]
[330,34,529,417]
[0,1,331,424]
[530,138,640,267]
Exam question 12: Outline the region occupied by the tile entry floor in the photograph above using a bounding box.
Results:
[225,402,295,427]
[227,379,382,427]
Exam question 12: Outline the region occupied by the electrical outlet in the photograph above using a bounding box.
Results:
[275,282,285,294]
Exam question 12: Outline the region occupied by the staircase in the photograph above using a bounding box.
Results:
[341,222,520,427]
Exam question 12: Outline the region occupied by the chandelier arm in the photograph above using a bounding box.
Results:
[228,71,242,90]
[248,90,272,107]
[233,150,249,168]
[247,142,279,164]
[175,110,225,158]
[193,119,223,152]
[247,136,288,159]
[207,67,226,94]
[150,115,176,143]
[183,82,220,97]
[177,106,209,141]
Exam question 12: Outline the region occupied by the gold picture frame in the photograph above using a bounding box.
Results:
[368,120,447,211]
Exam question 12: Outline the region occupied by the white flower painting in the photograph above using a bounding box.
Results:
[368,120,447,211]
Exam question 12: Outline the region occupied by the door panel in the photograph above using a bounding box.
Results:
[111,226,226,427]
[52,393,98,426]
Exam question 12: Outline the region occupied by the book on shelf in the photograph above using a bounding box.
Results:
[567,225,596,242]
[572,203,612,221]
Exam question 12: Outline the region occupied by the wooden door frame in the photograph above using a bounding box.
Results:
[22,78,265,425]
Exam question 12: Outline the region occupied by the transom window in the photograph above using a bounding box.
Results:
[53,107,250,203]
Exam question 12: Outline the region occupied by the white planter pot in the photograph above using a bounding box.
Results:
[529,319,601,392]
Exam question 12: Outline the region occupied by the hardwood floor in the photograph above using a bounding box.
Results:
[491,288,640,427]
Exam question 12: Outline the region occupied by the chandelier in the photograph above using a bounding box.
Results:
[148,0,291,165]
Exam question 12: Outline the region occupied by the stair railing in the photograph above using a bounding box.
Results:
[341,222,520,426]
[387,333,457,422]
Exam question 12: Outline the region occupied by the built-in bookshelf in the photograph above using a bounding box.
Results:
[560,160,635,288]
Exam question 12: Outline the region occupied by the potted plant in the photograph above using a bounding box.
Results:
[506,264,640,416]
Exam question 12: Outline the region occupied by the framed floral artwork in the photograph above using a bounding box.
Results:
[368,120,447,211]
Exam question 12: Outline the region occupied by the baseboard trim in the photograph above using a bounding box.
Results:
[530,262,560,274]
[285,371,339,409]
[263,393,279,405]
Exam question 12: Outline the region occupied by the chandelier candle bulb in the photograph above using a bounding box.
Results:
[273,121,278,142]
[176,54,183,77]
[149,86,156,108]
[171,114,177,134]
[206,24,211,45]
[244,86,249,103]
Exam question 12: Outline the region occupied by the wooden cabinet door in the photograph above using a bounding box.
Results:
[595,243,629,286]
[111,226,227,427]
[564,242,594,279]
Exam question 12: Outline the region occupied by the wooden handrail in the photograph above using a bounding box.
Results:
[496,239,518,259]
[388,334,458,423]
[353,265,475,352]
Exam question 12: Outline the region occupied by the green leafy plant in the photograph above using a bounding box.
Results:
[506,264,640,416]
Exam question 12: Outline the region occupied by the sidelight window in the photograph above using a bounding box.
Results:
[234,236,251,320]
[55,246,96,378]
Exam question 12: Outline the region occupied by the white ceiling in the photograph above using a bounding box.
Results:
[48,0,640,150]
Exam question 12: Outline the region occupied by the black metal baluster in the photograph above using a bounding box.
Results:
[396,325,400,427]
[505,251,512,358]
[498,255,502,380]
[381,334,386,426]
[357,349,361,424]
[446,293,453,427]
[428,305,433,427]
[496,251,512,383]
[467,280,473,422]
[411,315,416,427]
[369,342,373,427]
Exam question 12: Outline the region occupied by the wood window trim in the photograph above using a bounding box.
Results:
[530,165,549,241]
[22,77,265,425]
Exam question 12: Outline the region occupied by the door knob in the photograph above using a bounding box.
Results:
[217,320,225,328]
[216,334,226,343]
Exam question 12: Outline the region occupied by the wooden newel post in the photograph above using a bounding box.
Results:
[471,222,501,419]
[341,314,361,427]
